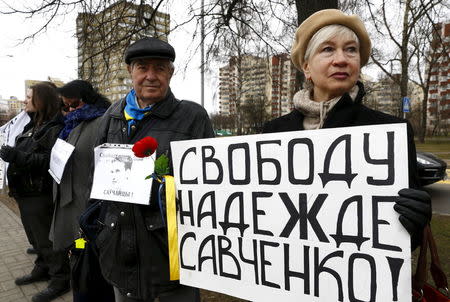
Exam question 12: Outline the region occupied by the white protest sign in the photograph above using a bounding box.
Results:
[171,123,411,302]
[0,110,31,147]
[48,138,75,184]
[0,111,30,187]
[90,143,154,205]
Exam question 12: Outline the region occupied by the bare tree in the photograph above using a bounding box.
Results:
[240,95,270,133]
[1,1,166,77]
[410,15,450,140]
[210,113,235,131]
[363,0,448,126]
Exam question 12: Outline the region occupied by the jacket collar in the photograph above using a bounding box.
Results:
[111,88,180,120]
[32,112,65,140]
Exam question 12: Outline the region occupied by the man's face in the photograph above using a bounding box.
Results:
[128,58,174,106]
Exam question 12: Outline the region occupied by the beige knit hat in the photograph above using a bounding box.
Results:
[291,9,371,70]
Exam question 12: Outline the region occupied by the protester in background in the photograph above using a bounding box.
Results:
[0,89,33,253]
[0,82,70,302]
[49,80,113,302]
[92,37,214,302]
[263,9,431,249]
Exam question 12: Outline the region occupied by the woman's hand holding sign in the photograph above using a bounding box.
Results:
[394,188,431,249]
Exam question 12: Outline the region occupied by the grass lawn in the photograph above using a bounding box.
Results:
[415,137,450,161]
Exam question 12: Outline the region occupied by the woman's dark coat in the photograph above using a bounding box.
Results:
[7,114,64,197]
[262,82,420,189]
[50,117,103,251]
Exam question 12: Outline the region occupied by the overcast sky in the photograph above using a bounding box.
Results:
[0,1,218,113]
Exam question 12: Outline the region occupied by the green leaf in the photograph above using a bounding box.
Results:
[154,154,170,176]
[145,175,152,180]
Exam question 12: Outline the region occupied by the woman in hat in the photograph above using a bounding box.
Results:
[263,9,430,249]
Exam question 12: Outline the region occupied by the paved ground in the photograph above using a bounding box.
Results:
[0,200,72,302]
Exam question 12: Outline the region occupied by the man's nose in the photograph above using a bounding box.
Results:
[144,68,158,80]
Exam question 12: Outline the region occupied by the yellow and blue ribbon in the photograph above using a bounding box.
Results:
[155,174,179,281]
[164,175,179,280]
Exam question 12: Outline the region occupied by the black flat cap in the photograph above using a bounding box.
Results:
[124,37,175,64]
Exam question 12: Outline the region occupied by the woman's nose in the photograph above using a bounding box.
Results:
[332,49,348,65]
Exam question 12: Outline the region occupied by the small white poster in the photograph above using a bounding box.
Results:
[48,138,75,184]
[171,123,411,302]
[90,143,154,205]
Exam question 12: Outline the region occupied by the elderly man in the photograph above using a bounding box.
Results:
[94,37,214,302]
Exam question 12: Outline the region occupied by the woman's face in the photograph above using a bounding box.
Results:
[303,35,360,102]
[24,88,36,113]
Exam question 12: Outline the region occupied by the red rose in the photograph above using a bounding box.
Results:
[132,136,158,158]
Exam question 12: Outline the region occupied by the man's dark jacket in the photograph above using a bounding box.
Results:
[263,82,420,189]
[94,91,214,300]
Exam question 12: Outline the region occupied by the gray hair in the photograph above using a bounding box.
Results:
[304,24,359,65]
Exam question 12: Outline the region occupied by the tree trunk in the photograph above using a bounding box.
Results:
[419,91,429,143]
[295,0,338,25]
[399,0,411,118]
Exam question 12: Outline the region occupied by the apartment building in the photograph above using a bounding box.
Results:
[427,21,450,134]
[269,54,297,117]
[218,55,270,116]
[365,74,402,117]
[0,96,24,125]
[218,53,296,119]
[76,1,170,102]
[25,78,65,92]
[6,96,24,115]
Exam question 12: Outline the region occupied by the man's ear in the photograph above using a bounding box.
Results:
[127,64,132,74]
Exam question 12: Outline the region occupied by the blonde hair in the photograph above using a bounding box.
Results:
[304,25,359,65]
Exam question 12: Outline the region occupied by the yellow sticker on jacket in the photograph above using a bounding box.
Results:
[75,238,87,249]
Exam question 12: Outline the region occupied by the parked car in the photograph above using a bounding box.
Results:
[416,151,448,186]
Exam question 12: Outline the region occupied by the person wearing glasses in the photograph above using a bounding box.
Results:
[50,80,112,301]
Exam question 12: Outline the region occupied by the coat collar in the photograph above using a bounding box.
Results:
[322,81,365,128]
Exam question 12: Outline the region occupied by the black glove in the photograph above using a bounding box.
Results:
[394,188,431,249]
[0,145,19,163]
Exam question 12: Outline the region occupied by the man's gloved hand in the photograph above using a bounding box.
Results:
[394,188,431,248]
[0,145,19,163]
